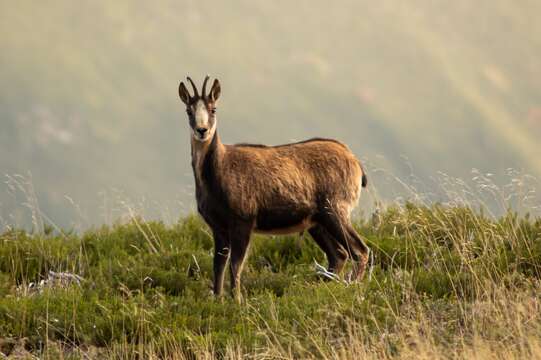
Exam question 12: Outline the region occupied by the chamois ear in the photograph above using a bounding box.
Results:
[178,81,191,105]
[209,79,221,102]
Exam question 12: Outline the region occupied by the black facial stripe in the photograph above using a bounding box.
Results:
[186,99,217,130]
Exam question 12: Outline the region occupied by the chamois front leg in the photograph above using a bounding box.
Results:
[229,223,253,303]
[212,229,230,297]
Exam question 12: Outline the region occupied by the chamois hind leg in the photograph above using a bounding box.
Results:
[308,225,348,275]
[344,223,370,281]
[315,210,369,282]
[229,222,252,303]
[212,229,230,297]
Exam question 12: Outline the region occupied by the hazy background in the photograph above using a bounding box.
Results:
[1,1,540,230]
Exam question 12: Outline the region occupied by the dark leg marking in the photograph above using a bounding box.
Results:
[212,229,230,297]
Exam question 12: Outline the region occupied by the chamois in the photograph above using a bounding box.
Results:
[178,75,370,301]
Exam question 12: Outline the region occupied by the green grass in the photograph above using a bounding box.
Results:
[0,204,540,359]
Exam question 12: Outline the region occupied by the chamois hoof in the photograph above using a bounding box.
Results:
[348,250,374,283]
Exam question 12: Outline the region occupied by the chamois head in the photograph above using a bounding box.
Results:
[178,75,221,142]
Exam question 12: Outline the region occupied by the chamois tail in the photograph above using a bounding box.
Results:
[359,161,368,188]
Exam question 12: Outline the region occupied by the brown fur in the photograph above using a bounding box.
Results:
[220,139,362,224]
[179,76,370,301]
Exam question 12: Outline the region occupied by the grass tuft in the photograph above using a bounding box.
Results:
[1,204,540,358]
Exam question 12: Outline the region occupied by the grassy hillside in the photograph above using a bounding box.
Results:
[0,203,540,358]
[1,1,541,228]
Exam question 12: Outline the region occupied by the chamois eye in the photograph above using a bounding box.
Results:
[210,108,216,115]
[186,109,193,116]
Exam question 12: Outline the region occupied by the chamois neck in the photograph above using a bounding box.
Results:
[191,131,225,189]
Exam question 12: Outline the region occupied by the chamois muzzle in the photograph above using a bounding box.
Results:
[196,127,208,137]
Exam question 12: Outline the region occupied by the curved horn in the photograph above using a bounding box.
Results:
[186,76,199,98]
[201,75,210,99]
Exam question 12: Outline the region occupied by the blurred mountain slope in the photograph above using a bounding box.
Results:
[1,0,540,227]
